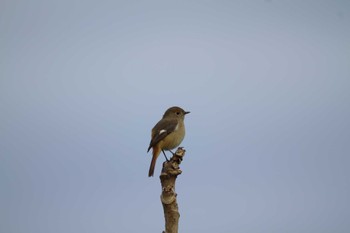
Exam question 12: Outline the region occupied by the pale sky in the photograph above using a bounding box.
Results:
[1,1,350,233]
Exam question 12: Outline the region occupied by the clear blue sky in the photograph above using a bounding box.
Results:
[1,1,349,232]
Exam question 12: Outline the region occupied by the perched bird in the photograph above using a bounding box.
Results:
[147,106,190,177]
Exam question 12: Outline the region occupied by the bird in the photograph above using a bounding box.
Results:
[147,106,190,177]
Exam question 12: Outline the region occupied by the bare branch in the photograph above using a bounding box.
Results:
[159,147,186,233]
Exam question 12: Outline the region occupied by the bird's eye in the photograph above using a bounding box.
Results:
[176,112,180,115]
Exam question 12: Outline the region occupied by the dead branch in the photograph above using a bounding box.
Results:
[159,147,186,233]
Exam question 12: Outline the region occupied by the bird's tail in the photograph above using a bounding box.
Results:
[148,146,160,177]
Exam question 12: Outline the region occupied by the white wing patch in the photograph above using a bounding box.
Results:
[175,123,179,131]
[159,129,167,135]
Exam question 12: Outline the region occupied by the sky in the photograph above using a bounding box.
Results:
[1,0,350,232]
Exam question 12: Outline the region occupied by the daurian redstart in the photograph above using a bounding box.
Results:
[147,106,190,177]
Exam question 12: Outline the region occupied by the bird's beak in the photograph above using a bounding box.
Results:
[184,111,190,115]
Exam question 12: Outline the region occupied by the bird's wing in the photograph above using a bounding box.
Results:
[147,118,178,152]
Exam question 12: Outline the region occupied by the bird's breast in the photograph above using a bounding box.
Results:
[161,127,185,150]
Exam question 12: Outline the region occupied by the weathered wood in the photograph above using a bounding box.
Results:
[159,147,186,233]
